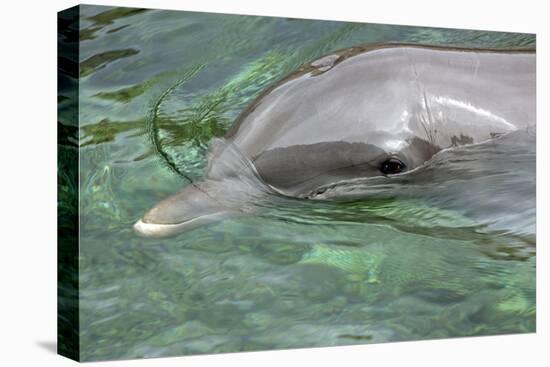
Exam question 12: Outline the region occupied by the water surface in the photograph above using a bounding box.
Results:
[72,6,535,361]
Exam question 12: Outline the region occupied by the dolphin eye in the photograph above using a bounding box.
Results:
[380,158,406,175]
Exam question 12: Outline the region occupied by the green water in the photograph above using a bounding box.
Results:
[64,5,535,361]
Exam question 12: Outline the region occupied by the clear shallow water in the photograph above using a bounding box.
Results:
[73,6,535,361]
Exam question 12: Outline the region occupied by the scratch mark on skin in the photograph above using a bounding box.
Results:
[473,55,481,79]
[404,49,438,152]
[422,90,437,147]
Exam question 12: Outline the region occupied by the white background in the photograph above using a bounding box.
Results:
[0,0,547,365]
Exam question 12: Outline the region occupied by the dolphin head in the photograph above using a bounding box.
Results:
[135,46,456,238]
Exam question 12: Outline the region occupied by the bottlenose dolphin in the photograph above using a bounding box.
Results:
[134,43,535,237]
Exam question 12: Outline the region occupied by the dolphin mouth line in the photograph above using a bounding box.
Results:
[134,211,230,238]
[303,168,421,199]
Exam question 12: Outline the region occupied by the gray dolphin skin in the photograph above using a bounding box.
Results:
[134,43,535,237]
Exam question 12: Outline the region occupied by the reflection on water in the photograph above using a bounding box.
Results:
[69,5,536,361]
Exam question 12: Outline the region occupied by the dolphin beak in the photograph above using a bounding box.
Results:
[134,183,231,238]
